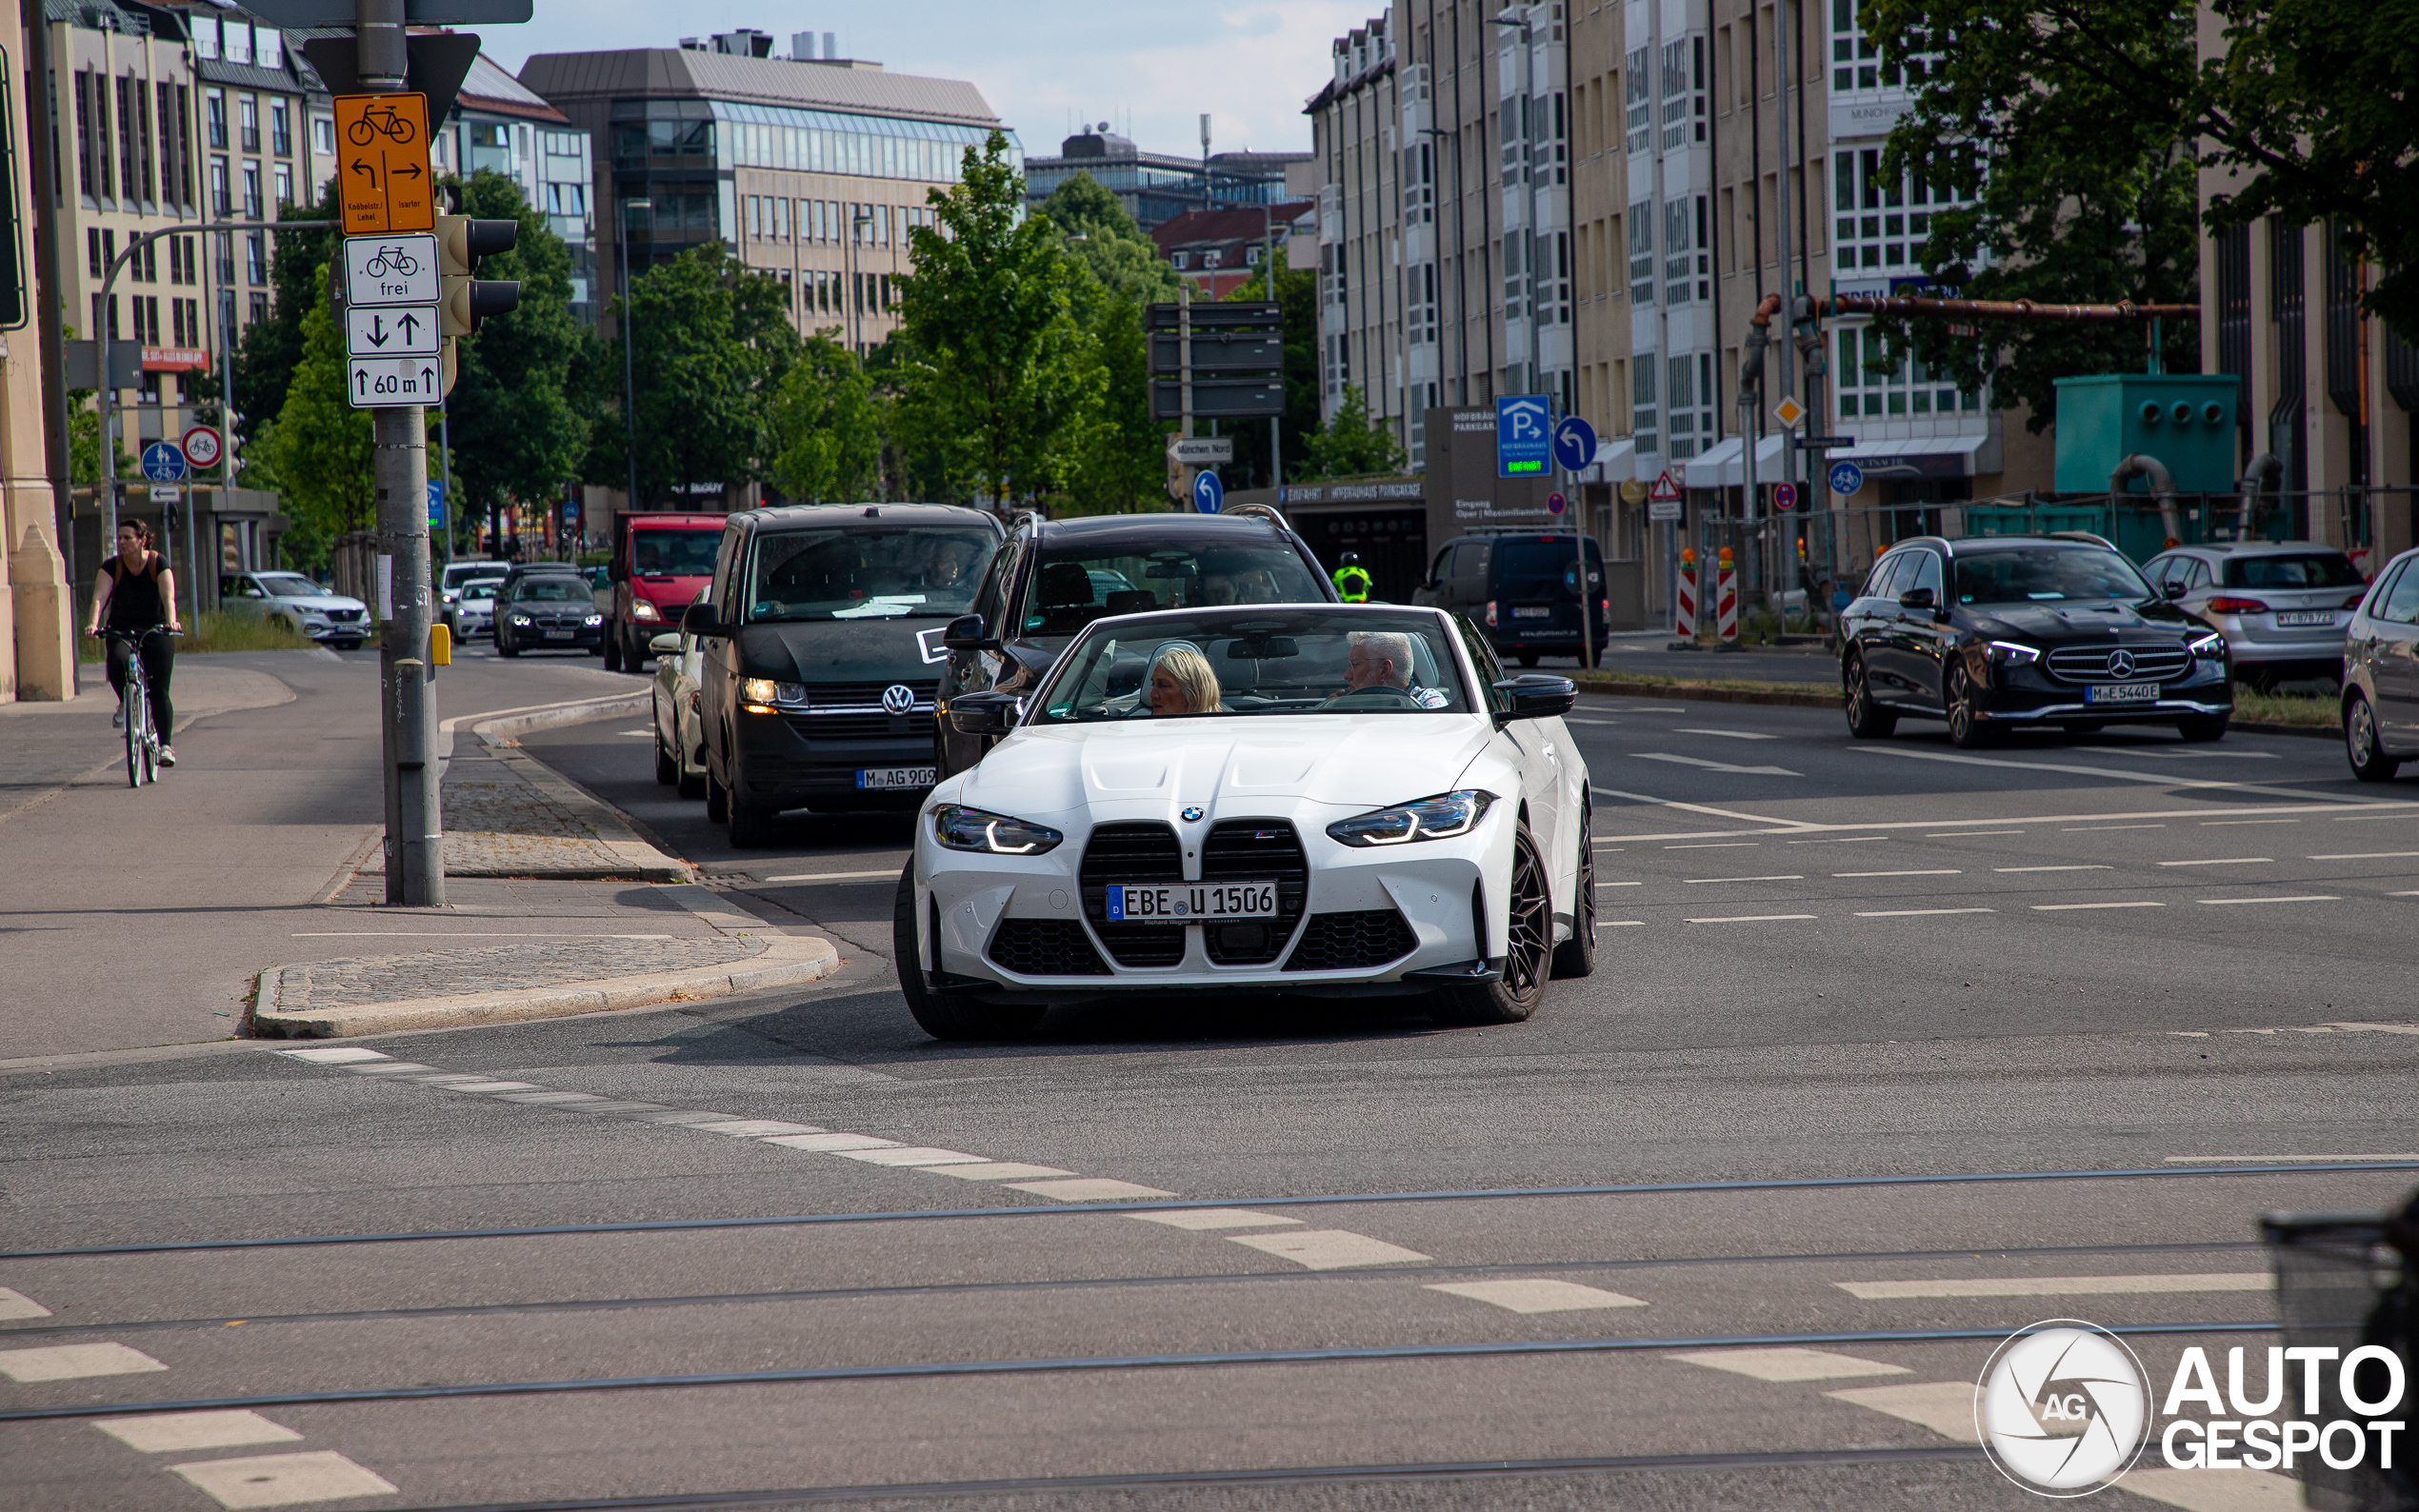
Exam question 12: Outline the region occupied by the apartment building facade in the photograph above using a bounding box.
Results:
[434,56,598,324]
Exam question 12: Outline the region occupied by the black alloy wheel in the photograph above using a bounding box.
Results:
[2346,692,2401,782]
[1946,661,1999,748]
[1843,653,1896,739]
[727,787,778,848]
[653,726,678,786]
[893,866,1046,1041]
[705,766,730,823]
[1430,825,1550,1025]
[1550,799,1596,980]
[2176,713,2230,743]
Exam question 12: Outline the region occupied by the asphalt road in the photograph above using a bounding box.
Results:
[7,675,2414,1511]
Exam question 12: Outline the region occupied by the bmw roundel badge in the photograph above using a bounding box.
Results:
[1181,806,1205,822]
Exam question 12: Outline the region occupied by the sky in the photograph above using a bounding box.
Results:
[488,2,1385,159]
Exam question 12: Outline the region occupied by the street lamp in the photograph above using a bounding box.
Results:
[849,209,873,355]
[619,197,650,512]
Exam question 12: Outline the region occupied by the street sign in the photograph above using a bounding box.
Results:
[1495,394,1550,477]
[1150,376,1283,420]
[1166,436,1235,465]
[303,34,484,135]
[1547,491,1567,515]
[348,304,439,357]
[140,441,188,482]
[1648,499,1684,522]
[1551,415,1598,472]
[1797,434,1855,449]
[245,0,531,22]
[1773,481,1799,512]
[334,92,434,235]
[180,425,222,470]
[1829,460,1866,496]
[343,233,438,306]
[1620,479,1649,505]
[348,355,445,409]
[1648,469,1683,502]
[427,478,446,527]
[1192,469,1225,514]
[150,486,182,503]
[1772,395,1807,428]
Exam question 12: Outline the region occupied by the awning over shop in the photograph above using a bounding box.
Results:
[1585,437,1636,484]
[1680,435,1791,490]
[1826,432,1999,480]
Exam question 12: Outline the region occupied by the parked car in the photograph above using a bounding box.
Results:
[440,560,511,614]
[492,567,603,656]
[218,570,371,649]
[650,591,709,800]
[2343,545,2419,782]
[934,510,1335,779]
[444,576,505,641]
[1839,534,2233,746]
[604,511,728,673]
[898,603,1593,1039]
[1412,529,1609,666]
[690,503,1007,846]
[2142,541,2369,690]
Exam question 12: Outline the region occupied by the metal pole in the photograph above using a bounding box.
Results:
[359,0,441,906]
[1264,205,1280,490]
[1771,0,1798,623]
[619,198,645,509]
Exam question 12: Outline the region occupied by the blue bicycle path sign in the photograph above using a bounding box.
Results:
[140,442,188,483]
[1829,460,1866,496]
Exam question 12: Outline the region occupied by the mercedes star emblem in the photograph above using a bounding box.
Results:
[2108,649,2135,679]
[882,684,916,716]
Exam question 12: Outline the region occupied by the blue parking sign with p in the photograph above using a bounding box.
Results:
[1496,395,1550,478]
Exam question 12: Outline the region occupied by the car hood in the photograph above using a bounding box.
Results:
[270,594,365,612]
[738,617,950,684]
[1966,599,2199,643]
[955,715,1499,818]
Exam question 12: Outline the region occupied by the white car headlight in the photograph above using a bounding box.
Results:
[743,679,810,706]
[2188,630,2225,659]
[1327,789,1496,847]
[510,613,532,626]
[933,805,1064,855]
[585,614,603,626]
[631,601,662,621]
[1985,640,2040,666]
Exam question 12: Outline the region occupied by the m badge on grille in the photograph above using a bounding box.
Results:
[882,684,916,715]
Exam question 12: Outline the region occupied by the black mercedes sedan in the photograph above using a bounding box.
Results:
[1839,535,2233,746]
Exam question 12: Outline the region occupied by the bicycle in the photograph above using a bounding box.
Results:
[361,245,421,279]
[103,626,180,788]
[346,106,417,148]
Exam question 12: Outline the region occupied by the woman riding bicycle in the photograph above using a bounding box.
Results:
[87,519,182,766]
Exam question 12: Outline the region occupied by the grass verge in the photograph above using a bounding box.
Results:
[77,610,325,662]
[2229,686,2336,728]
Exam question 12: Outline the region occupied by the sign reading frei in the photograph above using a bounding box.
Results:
[335,92,434,234]
[344,232,444,402]
[1166,436,1235,465]
[343,234,438,306]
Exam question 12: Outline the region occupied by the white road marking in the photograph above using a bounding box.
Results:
[1788,836,1888,845]
[1589,785,1815,829]
[930,1163,1077,1180]
[1928,829,2023,837]
[1127,1209,1304,1231]
[0,1343,170,1382]
[2118,1466,2308,1512]
[1670,727,1781,740]
[1665,842,1759,849]
[1669,1347,1910,1383]
[1687,914,1818,924]
[0,1287,50,1320]
[2166,1154,2419,1164]
[617,729,650,736]
[1856,908,1995,918]
[687,1120,828,1138]
[491,1092,610,1104]
[96,1410,303,1453]
[1851,746,2359,806]
[760,1132,898,1151]
[2205,818,2299,826]
[834,1146,992,1166]
[1427,1279,1647,1313]
[1632,752,1802,776]
[760,869,902,884]
[2065,824,2166,832]
[1006,1178,1177,1201]
[170,1450,399,1509]
[290,931,678,938]
[1597,921,1647,928]
[1617,800,2419,845]
[341,1064,434,1074]
[2158,858,2272,866]
[2032,901,2164,910]
[1227,1229,1431,1269]
[2198,895,2337,905]
[1564,717,1622,726]
[437,1081,541,1092]
[1684,875,1804,884]
[1824,1381,1981,1442]
[1995,865,2111,872]
[1836,1273,2268,1300]
[275,1047,389,1064]
[2077,746,2279,761]
[1834,869,1960,878]
[2309,851,2419,860]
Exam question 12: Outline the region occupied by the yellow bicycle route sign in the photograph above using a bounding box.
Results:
[335,92,433,234]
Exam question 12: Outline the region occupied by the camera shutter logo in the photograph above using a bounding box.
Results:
[882,684,916,716]
[1975,1320,2151,1496]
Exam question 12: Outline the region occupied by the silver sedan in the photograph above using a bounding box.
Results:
[2142,541,2369,690]
[650,619,708,799]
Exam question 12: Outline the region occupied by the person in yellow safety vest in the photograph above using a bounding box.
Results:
[1331,551,1372,603]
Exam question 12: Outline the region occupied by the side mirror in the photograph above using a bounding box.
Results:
[1492,674,1578,722]
[682,601,724,636]
[941,612,999,652]
[949,689,1020,736]
[1897,587,1935,610]
[2163,579,2188,600]
[648,632,682,656]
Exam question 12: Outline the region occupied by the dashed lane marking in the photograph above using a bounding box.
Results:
[1835,1273,2268,1300]
[1928,829,2022,838]
[1602,880,1644,885]
[1787,836,1888,844]
[1669,1347,1910,1383]
[1995,865,2111,872]
[170,1450,398,1509]
[2119,1466,2308,1512]
[685,1119,828,1138]
[1855,908,1995,918]
[2196,896,2338,906]
[1227,1230,1431,1270]
[95,1410,303,1453]
[2167,1154,2419,1164]
[1597,921,1647,928]
[2309,851,2419,860]
[2204,818,2300,826]
[1006,1179,1177,1202]
[930,1163,1077,1180]
[1834,869,1960,878]
[760,869,904,884]
[2032,901,2164,910]
[276,1046,387,1064]
[834,1147,993,1167]
[291,931,681,938]
[1666,842,1759,849]
[1632,752,1802,776]
[1823,1381,1981,1442]
[0,1343,170,1382]
[2158,858,2272,866]
[1670,727,1781,740]
[0,1287,50,1320]
[1684,875,1804,884]
[760,1133,896,1151]
[1687,915,1818,924]
[1127,1209,1304,1231]
[2066,825,2166,832]
[1427,1280,1646,1313]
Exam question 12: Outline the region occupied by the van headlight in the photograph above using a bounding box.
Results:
[1327,789,1496,847]
[743,679,809,706]
[932,805,1063,855]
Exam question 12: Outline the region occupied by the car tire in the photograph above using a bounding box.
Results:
[333,639,361,651]
[497,635,520,658]
[705,766,730,823]
[1843,653,1897,739]
[1549,799,1595,981]
[728,799,777,848]
[677,763,707,801]
[2346,693,2399,781]
[2176,713,2229,744]
[1946,662,2000,748]
[653,728,678,786]
[894,866,1045,1040]
[1430,825,1550,1026]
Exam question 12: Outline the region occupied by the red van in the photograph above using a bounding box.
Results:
[604,511,728,671]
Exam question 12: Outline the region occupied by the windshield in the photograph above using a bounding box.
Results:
[2222,552,2362,589]
[443,564,505,590]
[1025,539,1326,638]
[634,529,720,576]
[1032,610,1469,722]
[259,574,322,598]
[746,527,993,622]
[460,579,503,600]
[1492,537,1606,598]
[513,578,588,603]
[1953,547,2153,606]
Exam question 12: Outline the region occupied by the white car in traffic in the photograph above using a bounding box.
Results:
[896,604,1596,1039]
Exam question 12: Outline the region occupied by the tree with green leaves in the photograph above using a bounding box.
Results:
[266,264,376,567]
[767,335,885,503]
[602,242,799,504]
[893,130,1105,509]
[1299,385,1404,481]
[1035,171,1176,512]
[1040,171,1183,310]
[230,183,345,438]
[1222,261,1320,488]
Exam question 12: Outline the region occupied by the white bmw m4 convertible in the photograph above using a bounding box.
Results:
[894,604,1597,1039]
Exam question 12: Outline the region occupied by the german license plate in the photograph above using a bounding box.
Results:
[2275,610,2332,627]
[1512,606,1552,619]
[2086,682,2160,704]
[1107,881,1279,922]
[543,629,575,640]
[856,766,934,790]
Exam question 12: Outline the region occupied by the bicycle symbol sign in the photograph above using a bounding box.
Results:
[342,232,438,307]
[334,91,433,234]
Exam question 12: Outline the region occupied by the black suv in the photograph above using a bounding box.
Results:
[492,565,602,656]
[1411,528,1609,666]
[933,510,1336,777]
[1839,534,2232,746]
[687,503,1005,846]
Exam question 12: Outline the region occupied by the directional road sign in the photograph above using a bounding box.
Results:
[349,355,445,409]
[344,234,438,306]
[335,92,434,235]
[348,305,438,358]
[180,425,222,470]
[1495,395,1550,477]
[1773,481,1799,512]
[428,479,446,527]
[1192,468,1225,514]
[140,442,188,482]
[1829,460,1866,496]
[1166,436,1234,465]
[1648,499,1684,522]
[1551,415,1597,472]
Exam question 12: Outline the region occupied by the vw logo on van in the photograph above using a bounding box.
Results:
[882,684,917,716]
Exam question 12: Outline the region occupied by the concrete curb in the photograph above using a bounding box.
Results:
[432,693,692,883]
[1572,674,2341,739]
[248,933,840,1039]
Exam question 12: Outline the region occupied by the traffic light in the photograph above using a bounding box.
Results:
[437,215,521,337]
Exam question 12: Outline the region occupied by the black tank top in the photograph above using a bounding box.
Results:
[104,552,167,629]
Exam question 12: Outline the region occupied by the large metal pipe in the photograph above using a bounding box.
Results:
[2110,453,2181,546]
[2237,451,2282,538]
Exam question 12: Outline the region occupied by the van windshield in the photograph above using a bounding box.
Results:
[745,527,993,621]
[1491,538,1604,599]
[632,529,721,576]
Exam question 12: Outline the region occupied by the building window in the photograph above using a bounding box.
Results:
[224,21,252,67]
[313,116,334,154]
[210,158,230,217]
[1833,149,1972,276]
[274,164,292,204]
[547,183,586,216]
[250,291,270,327]
[1659,37,1705,151]
[1628,199,1654,306]
[239,97,260,154]
[1835,324,1977,418]
[193,15,219,59]
[247,231,267,285]
[1624,47,1650,155]
[270,101,291,157]
[1632,353,1657,455]
[206,91,227,151]
[1830,0,1934,94]
[243,163,263,218]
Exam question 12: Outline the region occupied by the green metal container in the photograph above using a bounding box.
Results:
[2052,374,2240,495]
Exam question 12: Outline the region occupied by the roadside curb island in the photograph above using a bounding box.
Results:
[436,693,694,883]
[1569,671,2337,739]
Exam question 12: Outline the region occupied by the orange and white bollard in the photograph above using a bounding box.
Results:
[1675,547,1697,638]
[1717,547,1739,642]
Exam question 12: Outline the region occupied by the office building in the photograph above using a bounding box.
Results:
[1025,128,1309,233]
[433,56,598,324]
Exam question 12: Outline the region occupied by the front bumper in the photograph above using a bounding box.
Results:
[730,707,936,809]
[1974,657,2233,725]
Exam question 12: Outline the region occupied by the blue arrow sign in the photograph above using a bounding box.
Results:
[1551,415,1597,472]
[427,478,446,527]
[1496,395,1551,478]
[140,442,188,482]
[1829,460,1866,496]
[1192,468,1224,514]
